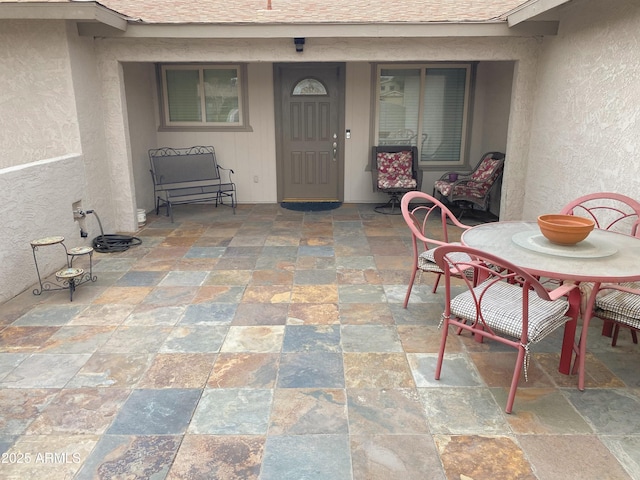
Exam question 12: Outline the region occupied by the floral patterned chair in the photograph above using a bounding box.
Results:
[371,145,422,214]
[433,151,505,218]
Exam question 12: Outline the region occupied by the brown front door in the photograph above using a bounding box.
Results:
[275,63,345,202]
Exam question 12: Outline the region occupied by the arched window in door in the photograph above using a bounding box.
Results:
[292,78,328,96]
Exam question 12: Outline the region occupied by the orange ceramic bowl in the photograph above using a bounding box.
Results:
[537,214,595,245]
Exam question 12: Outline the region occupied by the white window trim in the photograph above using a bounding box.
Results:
[374,63,472,168]
[158,63,250,131]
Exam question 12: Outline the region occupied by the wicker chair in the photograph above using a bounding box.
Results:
[433,151,505,218]
[371,145,422,214]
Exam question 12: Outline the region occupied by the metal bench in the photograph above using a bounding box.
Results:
[149,146,236,222]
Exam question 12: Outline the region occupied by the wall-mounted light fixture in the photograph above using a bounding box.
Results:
[294,38,305,53]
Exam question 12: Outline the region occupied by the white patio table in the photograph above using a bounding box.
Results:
[461,221,640,385]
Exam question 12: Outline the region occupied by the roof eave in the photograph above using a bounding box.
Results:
[0,2,128,30]
[506,0,573,26]
[76,20,559,39]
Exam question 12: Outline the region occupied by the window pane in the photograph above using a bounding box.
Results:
[293,78,328,96]
[378,69,420,145]
[204,68,240,123]
[421,68,466,162]
[166,69,201,122]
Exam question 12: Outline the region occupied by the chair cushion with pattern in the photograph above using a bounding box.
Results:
[450,280,570,343]
[453,182,493,200]
[376,151,417,189]
[434,180,453,197]
[470,157,501,182]
[595,281,640,329]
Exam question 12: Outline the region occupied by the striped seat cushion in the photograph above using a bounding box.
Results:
[595,282,640,330]
[450,280,571,343]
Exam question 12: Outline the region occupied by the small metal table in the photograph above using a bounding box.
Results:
[30,236,97,301]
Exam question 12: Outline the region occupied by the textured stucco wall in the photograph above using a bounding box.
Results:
[66,25,117,236]
[0,21,115,304]
[0,155,87,303]
[522,0,640,219]
[0,20,81,167]
[122,63,159,215]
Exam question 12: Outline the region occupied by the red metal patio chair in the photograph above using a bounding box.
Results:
[560,191,640,237]
[400,191,472,307]
[561,192,640,345]
[434,244,579,413]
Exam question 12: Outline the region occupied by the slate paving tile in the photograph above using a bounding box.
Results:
[2,204,640,479]
[269,388,348,435]
[75,435,181,480]
[114,271,167,287]
[260,434,352,480]
[25,387,130,434]
[351,434,446,480]
[0,353,91,388]
[97,325,172,354]
[189,388,273,434]
[518,435,632,480]
[0,353,28,381]
[2,434,99,480]
[136,353,215,388]
[278,352,345,388]
[282,325,341,352]
[107,389,201,435]
[37,326,116,354]
[66,353,152,388]
[167,435,265,480]
[160,325,228,353]
[123,305,185,326]
[208,353,280,388]
[232,303,288,325]
[12,304,86,327]
[0,388,60,435]
[347,388,429,435]
[179,302,237,325]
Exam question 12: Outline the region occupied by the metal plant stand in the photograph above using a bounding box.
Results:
[30,236,97,301]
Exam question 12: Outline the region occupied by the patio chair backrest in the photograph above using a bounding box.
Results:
[560,192,640,237]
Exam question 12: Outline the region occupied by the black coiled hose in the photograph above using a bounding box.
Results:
[86,210,142,253]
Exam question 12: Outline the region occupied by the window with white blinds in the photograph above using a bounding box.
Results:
[160,64,245,128]
[376,64,471,166]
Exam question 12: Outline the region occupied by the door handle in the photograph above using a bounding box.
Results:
[332,142,338,161]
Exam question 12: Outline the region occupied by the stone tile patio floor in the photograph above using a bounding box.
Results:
[1,203,640,479]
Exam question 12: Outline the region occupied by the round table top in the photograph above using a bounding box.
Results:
[31,236,64,247]
[55,268,84,279]
[68,246,94,255]
[462,221,640,283]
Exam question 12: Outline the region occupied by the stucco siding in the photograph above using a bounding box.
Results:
[523,0,640,219]
[123,62,160,215]
[0,155,87,303]
[0,21,114,303]
[0,20,81,168]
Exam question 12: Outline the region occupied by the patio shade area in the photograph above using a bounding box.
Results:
[1,203,640,479]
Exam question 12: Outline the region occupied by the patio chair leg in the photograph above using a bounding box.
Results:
[612,324,620,347]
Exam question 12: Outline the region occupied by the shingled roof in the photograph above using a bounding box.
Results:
[2,0,531,24]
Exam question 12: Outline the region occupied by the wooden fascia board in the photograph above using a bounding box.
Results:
[77,20,558,39]
[0,3,127,30]
[507,0,572,26]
